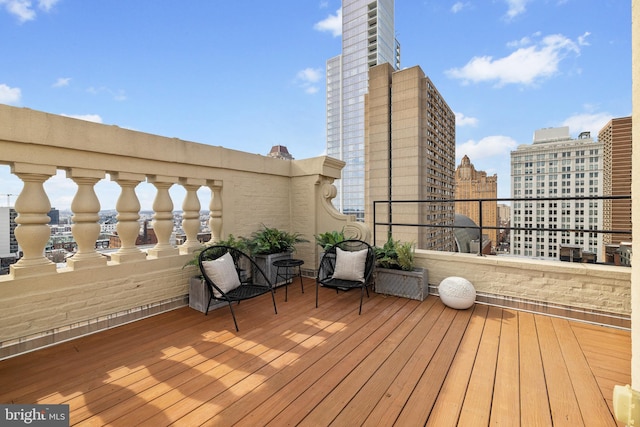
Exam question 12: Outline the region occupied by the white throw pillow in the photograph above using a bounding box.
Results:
[332,247,368,282]
[202,252,241,297]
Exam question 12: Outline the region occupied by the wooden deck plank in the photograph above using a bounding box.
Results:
[294,298,436,426]
[174,289,402,426]
[229,295,407,427]
[425,304,489,427]
[519,312,553,426]
[535,315,584,426]
[330,297,447,426]
[552,318,620,427]
[263,297,421,427]
[207,300,400,426]
[383,305,473,426]
[108,283,355,426]
[457,305,504,426]
[0,276,629,427]
[361,304,473,427]
[73,289,317,425]
[0,308,214,403]
[489,308,521,426]
[61,282,319,424]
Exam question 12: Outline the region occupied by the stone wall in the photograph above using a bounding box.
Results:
[416,250,631,325]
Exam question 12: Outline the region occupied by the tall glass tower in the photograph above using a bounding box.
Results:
[326,0,400,220]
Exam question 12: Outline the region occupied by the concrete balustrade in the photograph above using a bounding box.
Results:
[0,104,367,358]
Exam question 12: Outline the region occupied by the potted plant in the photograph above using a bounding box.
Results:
[246,225,308,286]
[373,236,429,301]
[184,234,248,313]
[314,229,346,277]
[182,234,248,269]
[314,229,346,251]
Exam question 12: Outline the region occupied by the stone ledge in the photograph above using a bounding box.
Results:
[427,284,629,329]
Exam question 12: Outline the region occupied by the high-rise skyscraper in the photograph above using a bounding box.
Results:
[365,63,456,251]
[326,0,400,220]
[510,127,604,261]
[454,155,498,248]
[600,116,632,247]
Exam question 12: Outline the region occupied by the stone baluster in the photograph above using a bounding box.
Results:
[10,163,57,278]
[147,176,179,258]
[110,172,146,263]
[179,179,205,254]
[207,180,223,244]
[66,169,107,269]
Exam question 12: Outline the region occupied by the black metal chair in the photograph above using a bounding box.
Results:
[198,245,277,331]
[316,239,375,314]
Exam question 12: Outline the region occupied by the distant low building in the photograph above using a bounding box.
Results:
[267,145,293,160]
[453,214,492,255]
[109,220,157,248]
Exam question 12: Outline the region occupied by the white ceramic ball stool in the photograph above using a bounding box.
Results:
[438,276,476,309]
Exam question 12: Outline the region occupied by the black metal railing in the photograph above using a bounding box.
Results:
[373,195,632,261]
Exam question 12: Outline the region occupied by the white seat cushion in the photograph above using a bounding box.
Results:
[202,252,241,297]
[332,247,368,282]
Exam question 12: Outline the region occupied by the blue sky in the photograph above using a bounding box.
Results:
[0,0,631,210]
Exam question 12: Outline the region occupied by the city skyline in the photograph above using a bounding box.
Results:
[0,0,630,210]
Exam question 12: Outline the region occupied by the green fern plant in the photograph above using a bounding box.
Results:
[246,225,308,255]
[374,236,415,271]
[314,229,346,250]
[182,234,248,268]
[396,241,415,271]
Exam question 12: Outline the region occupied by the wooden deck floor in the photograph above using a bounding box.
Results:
[0,277,630,426]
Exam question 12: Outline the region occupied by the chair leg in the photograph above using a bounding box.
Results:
[227,302,239,332]
[270,289,278,315]
[205,297,212,315]
[359,286,365,315]
[315,280,319,308]
[298,266,304,294]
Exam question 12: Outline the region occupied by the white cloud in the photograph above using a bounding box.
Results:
[0,0,59,22]
[0,83,21,104]
[38,0,59,12]
[297,68,322,83]
[456,135,518,161]
[451,1,467,13]
[87,86,127,101]
[455,112,478,127]
[60,113,103,123]
[561,112,613,137]
[504,0,530,20]
[112,90,127,101]
[52,77,71,88]
[446,33,582,87]
[314,8,341,37]
[577,31,591,46]
[296,67,323,94]
[1,0,35,22]
[506,34,536,48]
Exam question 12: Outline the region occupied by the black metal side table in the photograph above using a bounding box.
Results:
[273,258,304,302]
